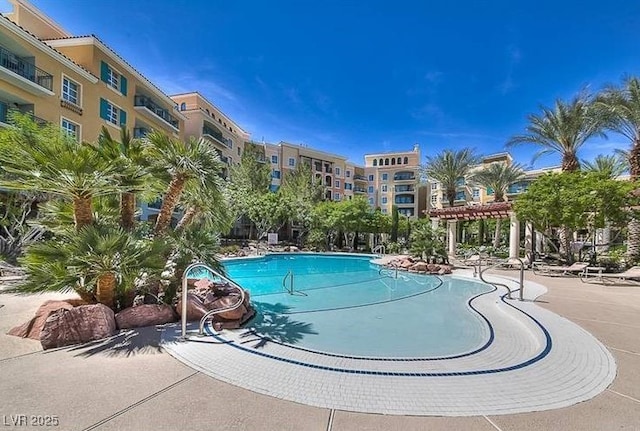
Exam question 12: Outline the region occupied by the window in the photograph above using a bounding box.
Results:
[431,182,438,190]
[382,197,388,204]
[335,167,340,176]
[431,195,437,205]
[382,185,388,193]
[373,159,377,166]
[391,158,395,165]
[180,102,186,111]
[455,191,466,201]
[403,157,408,164]
[381,208,387,214]
[335,180,341,188]
[288,157,295,167]
[334,193,341,201]
[368,174,374,181]
[346,170,351,177]
[368,186,374,193]
[272,170,281,179]
[456,177,465,186]
[345,183,352,190]
[100,61,127,95]
[61,118,79,140]
[271,155,278,164]
[62,76,80,106]
[99,98,126,126]
[382,173,388,181]
[368,197,374,205]
[472,188,480,199]
[384,158,389,165]
[237,147,241,155]
[107,67,119,89]
[397,157,401,164]
[487,187,495,195]
[269,184,280,192]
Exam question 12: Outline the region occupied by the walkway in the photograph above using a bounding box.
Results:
[0,271,639,430]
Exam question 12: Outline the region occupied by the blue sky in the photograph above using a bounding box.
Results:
[6,0,639,167]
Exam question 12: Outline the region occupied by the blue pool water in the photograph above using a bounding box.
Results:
[201,253,493,358]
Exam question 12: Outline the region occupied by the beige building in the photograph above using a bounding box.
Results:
[1,0,184,142]
[363,144,427,218]
[171,92,250,173]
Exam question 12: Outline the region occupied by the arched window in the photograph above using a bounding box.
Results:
[379,158,383,166]
[391,158,396,165]
[397,157,401,164]
[206,109,210,114]
[403,157,408,164]
[373,159,377,166]
[325,176,332,187]
[384,158,389,166]
[179,102,186,111]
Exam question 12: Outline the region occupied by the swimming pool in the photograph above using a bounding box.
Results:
[210,253,494,357]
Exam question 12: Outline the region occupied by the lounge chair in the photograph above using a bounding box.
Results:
[532,261,589,277]
[582,266,640,285]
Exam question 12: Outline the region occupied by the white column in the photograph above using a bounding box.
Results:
[535,230,544,254]
[524,222,533,264]
[596,225,611,253]
[447,220,457,256]
[509,212,520,259]
[431,218,440,230]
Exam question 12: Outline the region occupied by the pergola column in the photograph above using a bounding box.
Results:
[524,222,534,264]
[447,220,457,256]
[431,218,440,230]
[509,212,520,259]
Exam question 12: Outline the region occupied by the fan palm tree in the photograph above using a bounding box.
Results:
[175,180,232,233]
[594,76,640,263]
[423,148,479,206]
[470,162,526,247]
[144,132,225,236]
[581,154,627,179]
[508,94,605,172]
[97,127,154,230]
[0,113,116,229]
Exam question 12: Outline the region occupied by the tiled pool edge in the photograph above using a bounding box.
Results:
[160,272,617,416]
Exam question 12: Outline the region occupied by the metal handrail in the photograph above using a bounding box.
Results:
[378,266,398,279]
[281,270,307,296]
[180,262,246,339]
[476,257,525,301]
[373,244,386,255]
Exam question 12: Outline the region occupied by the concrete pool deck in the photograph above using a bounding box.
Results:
[1,269,640,430]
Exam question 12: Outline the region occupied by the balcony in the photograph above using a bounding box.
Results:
[354,187,367,193]
[134,95,179,130]
[353,174,367,181]
[202,124,233,149]
[395,185,415,192]
[393,172,415,181]
[0,103,47,127]
[325,166,333,173]
[0,44,53,95]
[133,127,149,139]
[395,194,415,205]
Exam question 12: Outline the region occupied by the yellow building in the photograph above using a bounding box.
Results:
[171,92,250,172]
[363,145,426,218]
[1,0,184,141]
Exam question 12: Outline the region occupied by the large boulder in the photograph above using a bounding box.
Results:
[206,295,247,321]
[7,300,76,340]
[115,304,176,329]
[411,262,428,272]
[40,304,116,350]
[175,292,208,321]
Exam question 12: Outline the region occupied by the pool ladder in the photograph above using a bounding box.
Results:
[282,270,307,296]
[372,244,386,255]
[473,256,525,301]
[180,262,247,339]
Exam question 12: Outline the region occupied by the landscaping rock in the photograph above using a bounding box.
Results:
[7,300,75,340]
[411,262,428,272]
[40,304,116,350]
[208,295,247,321]
[175,291,208,321]
[115,304,176,329]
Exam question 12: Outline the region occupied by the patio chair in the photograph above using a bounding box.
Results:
[587,266,640,285]
[532,261,589,277]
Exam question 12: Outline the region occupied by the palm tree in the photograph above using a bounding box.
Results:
[424,149,479,206]
[175,181,232,233]
[508,94,605,172]
[595,76,640,263]
[470,162,526,247]
[97,127,153,230]
[144,132,225,236]
[0,113,116,229]
[582,154,627,179]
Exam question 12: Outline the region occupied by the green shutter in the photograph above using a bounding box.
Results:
[119,109,127,126]
[120,76,127,96]
[100,61,109,82]
[99,98,108,120]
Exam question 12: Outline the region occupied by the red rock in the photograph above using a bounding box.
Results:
[115,304,176,329]
[426,263,440,273]
[400,259,414,269]
[411,262,428,272]
[40,304,116,350]
[194,278,212,290]
[7,300,75,340]
[176,292,209,321]
[208,295,247,321]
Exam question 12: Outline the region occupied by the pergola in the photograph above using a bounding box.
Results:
[426,202,536,260]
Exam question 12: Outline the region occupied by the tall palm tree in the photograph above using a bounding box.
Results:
[508,94,604,261]
[595,76,640,263]
[424,148,479,206]
[581,154,627,179]
[508,94,605,172]
[97,127,153,231]
[470,162,526,247]
[175,181,232,233]
[0,113,116,229]
[144,132,225,236]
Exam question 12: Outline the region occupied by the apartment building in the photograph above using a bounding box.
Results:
[428,152,561,209]
[363,144,427,218]
[171,92,250,173]
[1,0,184,142]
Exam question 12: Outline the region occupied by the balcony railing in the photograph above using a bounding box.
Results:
[202,124,233,148]
[353,174,367,181]
[325,167,333,173]
[0,44,53,91]
[134,95,179,128]
[395,185,415,192]
[354,187,367,193]
[0,105,47,126]
[393,174,415,181]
